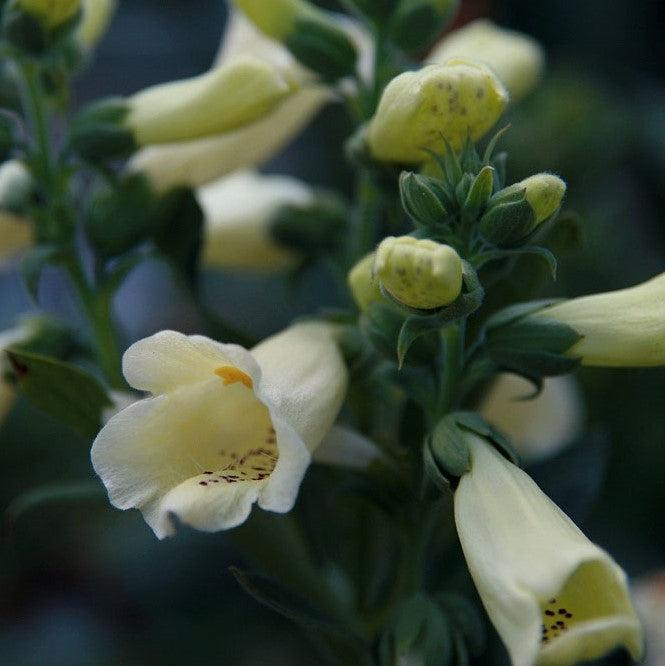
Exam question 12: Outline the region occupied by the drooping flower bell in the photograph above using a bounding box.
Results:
[92,323,348,538]
[455,433,643,666]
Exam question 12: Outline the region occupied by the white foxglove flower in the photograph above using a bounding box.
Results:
[91,322,348,538]
[77,0,117,50]
[129,10,329,191]
[480,373,583,462]
[198,170,313,271]
[429,19,545,101]
[455,434,643,666]
[633,571,665,666]
[540,272,665,366]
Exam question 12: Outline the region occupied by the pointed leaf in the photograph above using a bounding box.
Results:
[20,244,61,302]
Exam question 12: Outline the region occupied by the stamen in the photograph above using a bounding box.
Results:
[214,366,253,388]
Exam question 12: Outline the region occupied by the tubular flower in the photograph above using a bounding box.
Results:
[539,273,665,367]
[91,323,348,538]
[347,252,385,311]
[480,373,583,462]
[633,571,665,666]
[129,10,330,191]
[367,58,509,163]
[455,434,643,666]
[429,19,545,101]
[198,170,313,271]
[76,0,116,50]
[127,56,296,146]
[374,236,463,310]
[16,0,81,29]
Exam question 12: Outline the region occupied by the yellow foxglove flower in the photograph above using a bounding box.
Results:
[367,59,509,163]
[480,373,583,462]
[455,434,643,666]
[0,212,32,264]
[76,0,116,49]
[347,252,385,311]
[429,19,545,102]
[540,273,665,367]
[129,10,330,191]
[633,571,665,666]
[501,173,566,225]
[198,170,313,271]
[374,236,463,310]
[16,0,80,29]
[91,323,348,538]
[127,56,295,146]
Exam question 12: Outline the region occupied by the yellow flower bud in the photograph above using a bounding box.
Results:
[16,0,80,29]
[503,173,566,224]
[374,236,463,310]
[367,59,509,163]
[76,0,116,49]
[231,0,307,41]
[348,252,385,311]
[429,19,545,101]
[127,56,296,146]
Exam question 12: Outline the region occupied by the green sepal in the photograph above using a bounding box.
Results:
[427,414,472,479]
[396,262,484,367]
[491,151,507,189]
[479,194,537,247]
[388,0,459,52]
[399,171,448,227]
[149,186,203,286]
[454,172,474,208]
[5,347,112,439]
[484,309,584,378]
[20,244,62,301]
[269,193,348,255]
[463,165,494,220]
[424,139,462,189]
[474,245,558,280]
[286,16,358,82]
[452,410,520,466]
[68,97,136,163]
[379,594,454,666]
[86,173,155,259]
[361,302,439,366]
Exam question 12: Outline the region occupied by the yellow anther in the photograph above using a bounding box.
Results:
[214,366,254,389]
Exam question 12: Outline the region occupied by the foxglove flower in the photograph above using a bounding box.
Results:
[455,434,643,666]
[92,323,348,538]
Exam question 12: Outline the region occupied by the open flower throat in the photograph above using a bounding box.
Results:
[191,365,278,487]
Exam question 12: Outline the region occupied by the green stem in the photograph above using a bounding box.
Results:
[351,169,382,264]
[437,321,465,417]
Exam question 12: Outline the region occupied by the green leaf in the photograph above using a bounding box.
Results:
[463,165,494,220]
[20,244,62,302]
[5,481,104,523]
[435,593,486,658]
[6,348,111,438]
[474,245,558,280]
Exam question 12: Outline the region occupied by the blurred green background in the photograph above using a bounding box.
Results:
[1,0,664,664]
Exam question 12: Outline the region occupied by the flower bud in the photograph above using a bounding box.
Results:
[502,173,566,225]
[389,0,459,52]
[374,236,463,310]
[348,252,384,311]
[399,171,447,227]
[231,0,358,81]
[367,59,509,163]
[0,160,33,212]
[429,19,545,101]
[14,0,80,30]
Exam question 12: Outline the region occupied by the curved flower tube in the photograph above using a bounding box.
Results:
[198,170,313,271]
[455,434,643,666]
[480,373,583,462]
[91,323,348,538]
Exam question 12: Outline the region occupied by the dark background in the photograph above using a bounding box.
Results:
[1,1,664,664]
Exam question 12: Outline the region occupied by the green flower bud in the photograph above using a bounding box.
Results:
[480,174,564,246]
[367,59,509,163]
[348,252,385,311]
[231,0,358,81]
[429,19,545,102]
[389,0,459,52]
[399,171,447,227]
[374,236,463,310]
